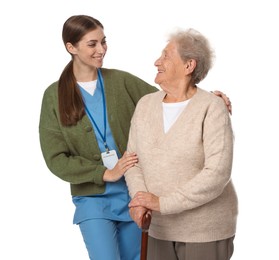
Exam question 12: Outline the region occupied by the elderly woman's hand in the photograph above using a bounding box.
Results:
[129,206,149,228]
[129,191,160,212]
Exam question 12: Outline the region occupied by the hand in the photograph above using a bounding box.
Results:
[129,191,160,212]
[129,206,149,228]
[141,210,152,231]
[103,151,138,182]
[212,90,232,115]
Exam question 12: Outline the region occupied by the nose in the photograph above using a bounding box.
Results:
[154,57,161,67]
[97,43,106,54]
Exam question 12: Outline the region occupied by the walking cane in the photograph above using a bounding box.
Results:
[140,212,152,260]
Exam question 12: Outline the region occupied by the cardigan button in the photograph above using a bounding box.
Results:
[85,126,92,132]
[93,154,101,160]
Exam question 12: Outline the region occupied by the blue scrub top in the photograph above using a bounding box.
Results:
[72,70,132,224]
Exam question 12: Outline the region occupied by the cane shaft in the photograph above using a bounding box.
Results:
[140,231,148,260]
[140,212,151,260]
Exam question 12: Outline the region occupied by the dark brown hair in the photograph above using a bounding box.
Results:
[58,15,104,126]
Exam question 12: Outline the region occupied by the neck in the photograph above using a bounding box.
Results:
[73,62,98,82]
[164,85,197,103]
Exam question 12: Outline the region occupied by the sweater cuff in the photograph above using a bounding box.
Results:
[93,167,105,185]
[159,197,169,215]
[159,196,181,215]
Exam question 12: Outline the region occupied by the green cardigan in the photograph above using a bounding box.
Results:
[39,68,157,196]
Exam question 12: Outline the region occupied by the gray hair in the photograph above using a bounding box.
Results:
[168,28,215,84]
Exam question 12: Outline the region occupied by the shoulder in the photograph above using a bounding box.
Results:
[195,87,227,110]
[101,68,141,80]
[101,68,154,87]
[139,90,164,103]
[41,81,59,107]
[43,81,58,96]
[193,88,230,125]
[135,91,164,111]
[100,68,157,95]
[195,87,216,101]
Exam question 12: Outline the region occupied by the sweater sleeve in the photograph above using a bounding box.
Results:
[39,85,105,186]
[160,97,234,214]
[124,105,148,198]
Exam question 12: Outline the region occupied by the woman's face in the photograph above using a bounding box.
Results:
[69,27,107,69]
[154,41,186,91]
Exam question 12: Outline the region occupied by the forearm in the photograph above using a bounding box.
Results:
[124,113,148,197]
[124,165,147,198]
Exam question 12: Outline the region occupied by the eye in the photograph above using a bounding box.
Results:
[88,42,97,48]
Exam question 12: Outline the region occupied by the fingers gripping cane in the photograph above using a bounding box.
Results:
[140,212,152,260]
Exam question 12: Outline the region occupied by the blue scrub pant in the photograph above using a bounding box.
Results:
[79,218,141,260]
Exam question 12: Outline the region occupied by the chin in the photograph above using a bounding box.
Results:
[154,77,160,85]
[95,63,103,69]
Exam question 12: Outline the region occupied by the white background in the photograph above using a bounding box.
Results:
[1,0,278,259]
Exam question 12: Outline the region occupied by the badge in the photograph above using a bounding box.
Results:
[101,150,118,169]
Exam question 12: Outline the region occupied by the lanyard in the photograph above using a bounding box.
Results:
[84,69,109,152]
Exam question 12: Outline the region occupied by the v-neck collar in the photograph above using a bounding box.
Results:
[152,88,200,140]
[79,82,102,111]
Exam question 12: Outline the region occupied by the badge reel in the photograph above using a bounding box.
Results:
[101,149,118,170]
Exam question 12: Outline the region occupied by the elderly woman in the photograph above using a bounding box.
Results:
[125,28,238,260]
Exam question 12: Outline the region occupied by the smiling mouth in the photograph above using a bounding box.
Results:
[94,56,103,60]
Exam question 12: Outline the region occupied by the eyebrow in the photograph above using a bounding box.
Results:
[86,36,106,44]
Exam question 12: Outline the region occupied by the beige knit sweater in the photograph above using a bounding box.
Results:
[125,87,238,243]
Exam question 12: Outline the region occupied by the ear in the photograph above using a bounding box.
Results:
[65,42,76,55]
[184,59,197,75]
